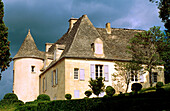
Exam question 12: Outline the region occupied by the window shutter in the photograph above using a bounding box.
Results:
[74,90,79,98]
[139,69,144,83]
[51,71,53,86]
[80,69,85,81]
[140,74,144,83]
[90,64,95,80]
[55,68,58,84]
[104,65,109,81]
[151,73,154,83]
[43,78,45,92]
[45,76,47,91]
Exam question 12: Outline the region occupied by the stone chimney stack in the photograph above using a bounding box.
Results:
[68,18,78,32]
[106,23,111,34]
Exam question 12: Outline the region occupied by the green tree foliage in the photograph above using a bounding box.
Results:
[150,0,170,32]
[0,0,12,80]
[88,77,105,97]
[128,26,169,86]
[150,0,170,84]
[113,61,143,93]
[106,86,115,97]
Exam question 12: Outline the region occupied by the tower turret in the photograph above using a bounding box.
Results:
[13,29,45,102]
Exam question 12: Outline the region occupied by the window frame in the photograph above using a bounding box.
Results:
[95,65,103,79]
[31,66,35,73]
[131,74,138,82]
[152,72,158,83]
[74,68,79,80]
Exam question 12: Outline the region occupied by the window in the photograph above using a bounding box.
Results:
[94,38,104,55]
[131,74,138,82]
[80,69,85,81]
[90,64,109,81]
[74,68,79,79]
[104,65,109,82]
[74,90,79,98]
[152,72,157,83]
[74,68,85,80]
[31,66,35,72]
[95,65,103,79]
[43,77,45,92]
[52,69,58,87]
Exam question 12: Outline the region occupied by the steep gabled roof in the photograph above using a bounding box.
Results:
[53,15,143,61]
[46,15,144,62]
[13,30,45,60]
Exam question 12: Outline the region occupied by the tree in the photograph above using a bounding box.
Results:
[113,61,143,93]
[149,0,170,32]
[0,0,12,80]
[128,26,169,87]
[88,77,105,97]
[150,0,170,84]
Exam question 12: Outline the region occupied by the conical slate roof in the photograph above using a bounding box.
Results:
[13,29,45,60]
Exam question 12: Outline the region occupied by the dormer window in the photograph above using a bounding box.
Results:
[93,38,104,57]
[31,66,35,72]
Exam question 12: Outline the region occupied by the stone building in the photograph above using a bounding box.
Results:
[13,15,164,102]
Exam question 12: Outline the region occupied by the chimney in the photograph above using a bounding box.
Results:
[68,18,78,32]
[106,23,111,34]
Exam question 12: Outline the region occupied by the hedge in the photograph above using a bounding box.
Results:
[15,86,170,111]
[15,104,37,111]
[36,92,170,111]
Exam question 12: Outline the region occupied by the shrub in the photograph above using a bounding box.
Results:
[88,77,105,96]
[103,95,109,98]
[106,86,115,97]
[65,94,72,100]
[156,82,164,89]
[37,94,50,101]
[85,91,92,97]
[131,83,142,93]
[3,93,18,100]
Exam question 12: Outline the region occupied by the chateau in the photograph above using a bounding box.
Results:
[13,15,164,102]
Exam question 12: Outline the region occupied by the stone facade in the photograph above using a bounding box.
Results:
[13,15,164,102]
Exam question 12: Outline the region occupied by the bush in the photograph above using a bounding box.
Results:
[85,91,92,97]
[156,82,164,89]
[3,93,18,100]
[106,86,115,97]
[65,94,72,100]
[37,94,50,101]
[103,95,109,98]
[131,83,142,93]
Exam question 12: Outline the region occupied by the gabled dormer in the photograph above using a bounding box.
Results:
[93,38,105,58]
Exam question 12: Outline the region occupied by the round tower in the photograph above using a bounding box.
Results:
[13,29,45,102]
